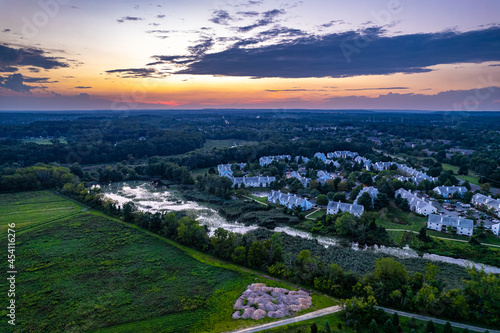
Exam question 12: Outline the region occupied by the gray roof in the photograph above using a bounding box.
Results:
[327,201,364,214]
[428,214,474,229]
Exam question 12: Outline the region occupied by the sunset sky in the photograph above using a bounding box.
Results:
[1,0,500,110]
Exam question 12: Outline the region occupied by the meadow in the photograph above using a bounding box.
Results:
[0,191,335,333]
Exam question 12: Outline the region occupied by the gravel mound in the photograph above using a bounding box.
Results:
[232,283,312,320]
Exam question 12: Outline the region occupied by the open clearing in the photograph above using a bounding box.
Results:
[0,191,335,333]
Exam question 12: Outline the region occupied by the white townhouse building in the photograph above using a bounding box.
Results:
[427,214,474,236]
[395,188,437,216]
[259,155,291,166]
[472,193,500,216]
[232,176,276,188]
[433,186,468,198]
[327,151,359,159]
[327,201,364,217]
[267,190,313,211]
[492,223,500,236]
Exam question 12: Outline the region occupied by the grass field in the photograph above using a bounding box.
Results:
[306,209,326,220]
[0,191,336,333]
[200,139,259,152]
[441,163,481,185]
[22,137,68,145]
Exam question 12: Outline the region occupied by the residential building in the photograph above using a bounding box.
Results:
[472,193,500,216]
[354,186,379,205]
[314,152,327,162]
[294,156,310,164]
[372,162,393,171]
[397,164,438,184]
[259,155,291,166]
[395,188,437,216]
[427,214,474,236]
[327,201,364,217]
[354,156,372,170]
[267,190,313,211]
[433,186,468,198]
[232,176,276,188]
[316,170,332,183]
[217,164,233,178]
[327,151,359,159]
[492,223,500,236]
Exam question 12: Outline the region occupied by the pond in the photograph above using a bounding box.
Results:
[101,181,500,273]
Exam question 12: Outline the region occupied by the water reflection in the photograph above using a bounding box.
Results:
[102,181,500,273]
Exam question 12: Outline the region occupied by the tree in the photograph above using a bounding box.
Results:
[332,192,347,202]
[231,246,247,265]
[418,227,430,242]
[248,241,267,268]
[335,213,357,236]
[391,312,399,327]
[122,201,137,222]
[384,319,395,333]
[310,322,318,333]
[408,317,417,329]
[369,319,378,333]
[323,320,331,333]
[458,165,469,175]
[443,321,453,333]
[463,180,471,191]
[425,320,435,333]
[316,194,328,206]
[481,183,491,194]
[358,192,374,211]
[374,192,390,210]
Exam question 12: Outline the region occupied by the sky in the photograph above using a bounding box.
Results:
[1,0,500,111]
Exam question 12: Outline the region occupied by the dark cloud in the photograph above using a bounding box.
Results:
[75,86,92,89]
[266,88,326,92]
[210,10,233,25]
[0,44,69,70]
[320,20,346,28]
[236,9,285,32]
[344,87,409,91]
[157,14,165,19]
[0,66,18,72]
[23,76,50,83]
[2,29,11,32]
[105,68,159,78]
[163,26,500,78]
[188,38,214,56]
[237,11,259,17]
[0,73,34,92]
[117,16,144,23]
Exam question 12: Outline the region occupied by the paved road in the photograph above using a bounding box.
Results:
[230,306,342,333]
[377,307,500,333]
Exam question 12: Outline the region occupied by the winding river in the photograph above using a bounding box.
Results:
[101,181,500,274]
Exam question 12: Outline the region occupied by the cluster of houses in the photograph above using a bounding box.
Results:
[395,188,437,216]
[259,155,291,166]
[396,164,438,184]
[232,176,276,188]
[268,191,314,210]
[313,153,340,167]
[217,163,246,178]
[286,171,311,187]
[327,151,359,159]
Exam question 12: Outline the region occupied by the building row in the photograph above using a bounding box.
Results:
[327,201,364,217]
[268,191,313,211]
[472,193,500,216]
[395,188,437,215]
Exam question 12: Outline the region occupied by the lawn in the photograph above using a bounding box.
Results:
[306,209,326,220]
[441,163,481,185]
[200,139,259,152]
[0,191,336,333]
[22,137,68,145]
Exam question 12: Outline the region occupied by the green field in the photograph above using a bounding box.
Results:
[441,163,481,185]
[200,139,259,152]
[22,137,68,145]
[306,209,326,220]
[0,191,336,332]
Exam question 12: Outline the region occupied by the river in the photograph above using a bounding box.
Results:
[101,181,500,274]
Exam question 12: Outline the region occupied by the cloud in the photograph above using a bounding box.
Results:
[188,37,214,56]
[0,73,34,92]
[236,9,285,32]
[265,88,326,92]
[117,16,144,23]
[0,44,69,70]
[344,87,409,91]
[2,29,11,32]
[157,14,165,19]
[105,68,159,78]
[210,10,233,25]
[159,26,500,78]
[237,11,259,17]
[75,86,92,89]
[0,66,18,72]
